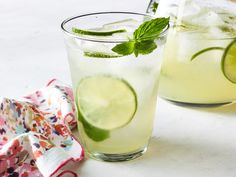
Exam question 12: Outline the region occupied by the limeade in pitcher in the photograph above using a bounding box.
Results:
[157,0,236,104]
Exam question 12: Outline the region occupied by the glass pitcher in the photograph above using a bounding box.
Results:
[148,0,236,105]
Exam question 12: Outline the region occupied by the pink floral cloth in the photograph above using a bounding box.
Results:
[0,79,84,177]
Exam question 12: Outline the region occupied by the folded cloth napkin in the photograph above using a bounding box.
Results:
[0,79,84,177]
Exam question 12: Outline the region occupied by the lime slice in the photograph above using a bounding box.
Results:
[191,47,224,61]
[84,52,121,58]
[221,39,236,83]
[76,76,137,131]
[72,27,126,36]
[77,110,110,142]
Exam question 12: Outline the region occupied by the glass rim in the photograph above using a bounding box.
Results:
[61,11,169,43]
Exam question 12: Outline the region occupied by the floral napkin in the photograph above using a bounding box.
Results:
[0,79,84,177]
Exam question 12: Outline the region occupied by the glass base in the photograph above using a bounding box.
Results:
[88,147,147,162]
[163,97,232,108]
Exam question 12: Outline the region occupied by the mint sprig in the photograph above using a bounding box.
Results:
[152,2,159,14]
[112,17,169,57]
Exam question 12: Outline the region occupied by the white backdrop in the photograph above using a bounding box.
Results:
[0,0,147,98]
[0,1,236,177]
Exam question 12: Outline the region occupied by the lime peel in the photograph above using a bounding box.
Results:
[221,39,236,83]
[72,27,127,36]
[191,47,225,61]
[84,52,121,58]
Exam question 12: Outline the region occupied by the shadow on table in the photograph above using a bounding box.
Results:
[141,137,211,161]
[198,102,236,116]
[132,136,236,176]
[75,137,236,177]
[166,99,236,116]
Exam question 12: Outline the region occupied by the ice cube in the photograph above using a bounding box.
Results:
[111,32,133,40]
[181,0,202,18]
[69,19,139,55]
[181,0,225,27]
[103,18,140,32]
[75,39,115,54]
[155,0,179,19]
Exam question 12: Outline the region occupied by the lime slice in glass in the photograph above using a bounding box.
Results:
[76,76,137,131]
[84,52,121,58]
[221,39,236,83]
[72,27,126,36]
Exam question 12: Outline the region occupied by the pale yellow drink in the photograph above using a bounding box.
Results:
[156,0,236,104]
[61,12,168,161]
[69,52,162,155]
[160,31,236,104]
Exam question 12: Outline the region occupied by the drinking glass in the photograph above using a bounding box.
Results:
[61,12,168,161]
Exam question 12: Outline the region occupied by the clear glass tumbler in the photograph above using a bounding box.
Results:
[61,12,168,161]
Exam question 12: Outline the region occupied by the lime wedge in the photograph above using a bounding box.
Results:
[221,39,236,83]
[76,76,137,131]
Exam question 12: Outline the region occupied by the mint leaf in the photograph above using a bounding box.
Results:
[134,40,157,57]
[152,2,159,13]
[112,17,169,57]
[112,41,135,56]
[134,17,169,40]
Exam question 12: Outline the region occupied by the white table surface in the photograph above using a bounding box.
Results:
[1,0,236,177]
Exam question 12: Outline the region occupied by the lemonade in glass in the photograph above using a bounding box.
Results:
[61,12,169,161]
[154,0,236,105]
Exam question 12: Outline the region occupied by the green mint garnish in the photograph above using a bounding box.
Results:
[133,17,169,39]
[191,47,225,61]
[112,17,169,57]
[72,27,126,36]
[111,41,135,56]
[152,2,159,13]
